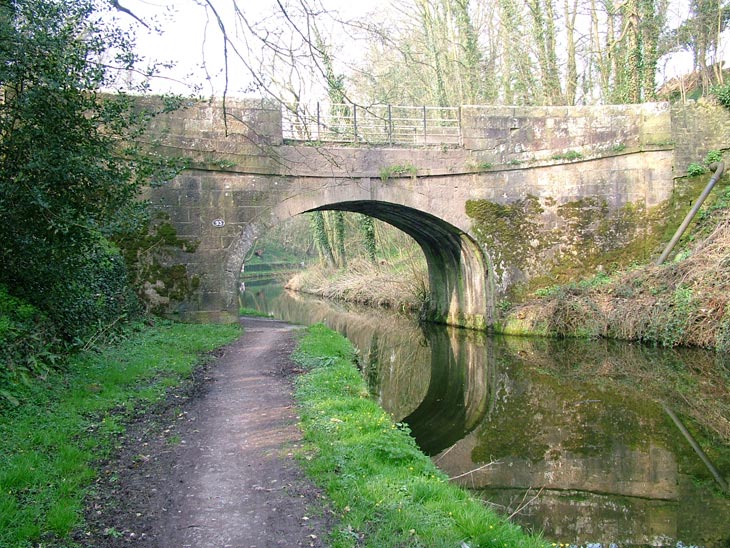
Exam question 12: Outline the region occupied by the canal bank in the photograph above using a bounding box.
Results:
[71,316,546,547]
[292,323,547,547]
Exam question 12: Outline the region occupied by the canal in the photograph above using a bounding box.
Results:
[242,282,730,548]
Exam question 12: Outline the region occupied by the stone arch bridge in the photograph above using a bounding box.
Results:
[136,97,728,327]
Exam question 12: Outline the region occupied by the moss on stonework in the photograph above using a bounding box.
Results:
[547,198,652,282]
[142,264,199,313]
[557,197,609,254]
[506,175,725,301]
[465,195,551,283]
[154,222,199,252]
[115,213,202,314]
[467,179,728,305]
[570,176,721,282]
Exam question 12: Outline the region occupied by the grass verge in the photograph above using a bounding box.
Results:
[0,320,240,547]
[292,323,548,548]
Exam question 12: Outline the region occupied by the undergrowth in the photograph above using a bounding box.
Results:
[0,321,240,547]
[0,285,63,407]
[292,323,548,548]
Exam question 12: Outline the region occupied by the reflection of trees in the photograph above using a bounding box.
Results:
[365,334,380,397]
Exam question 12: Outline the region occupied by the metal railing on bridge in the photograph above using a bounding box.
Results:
[282,103,461,146]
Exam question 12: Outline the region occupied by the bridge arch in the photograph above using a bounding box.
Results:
[226,200,493,330]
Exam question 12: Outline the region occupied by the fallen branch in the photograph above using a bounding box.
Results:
[449,460,498,481]
[508,487,544,519]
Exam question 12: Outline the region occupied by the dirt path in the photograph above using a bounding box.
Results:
[81,318,331,548]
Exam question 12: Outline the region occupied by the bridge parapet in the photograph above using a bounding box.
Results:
[138,98,674,182]
[461,102,672,164]
[283,103,461,146]
[138,97,284,174]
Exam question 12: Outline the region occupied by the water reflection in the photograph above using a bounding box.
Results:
[402,324,495,455]
[245,283,491,438]
[242,282,730,547]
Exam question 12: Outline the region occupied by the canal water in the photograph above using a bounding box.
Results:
[242,282,730,548]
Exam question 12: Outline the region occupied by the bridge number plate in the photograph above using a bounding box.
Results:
[212,218,226,227]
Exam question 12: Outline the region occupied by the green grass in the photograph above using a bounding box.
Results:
[379,163,418,181]
[0,320,240,547]
[292,324,548,548]
[239,306,274,318]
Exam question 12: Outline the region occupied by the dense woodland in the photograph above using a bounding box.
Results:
[2,0,730,404]
[350,0,729,106]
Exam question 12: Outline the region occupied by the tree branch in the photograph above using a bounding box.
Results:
[109,0,149,29]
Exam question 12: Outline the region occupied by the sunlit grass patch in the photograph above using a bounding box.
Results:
[293,323,548,548]
[0,321,240,547]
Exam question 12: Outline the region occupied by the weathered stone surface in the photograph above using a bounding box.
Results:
[671,98,730,173]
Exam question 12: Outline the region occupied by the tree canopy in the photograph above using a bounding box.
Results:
[346,0,730,106]
[0,0,180,344]
[149,0,729,108]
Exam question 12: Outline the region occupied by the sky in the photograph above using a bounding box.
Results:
[115,0,387,98]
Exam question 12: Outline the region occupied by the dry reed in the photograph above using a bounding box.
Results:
[285,258,428,312]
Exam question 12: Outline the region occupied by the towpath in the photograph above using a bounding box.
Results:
[81,318,330,548]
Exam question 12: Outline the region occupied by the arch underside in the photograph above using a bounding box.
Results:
[306,200,492,330]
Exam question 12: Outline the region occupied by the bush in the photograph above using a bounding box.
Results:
[42,240,142,344]
[0,238,143,408]
[0,0,179,349]
[711,83,730,109]
[0,286,62,406]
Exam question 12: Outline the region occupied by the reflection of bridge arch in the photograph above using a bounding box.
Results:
[226,199,492,329]
[241,287,495,455]
[402,324,496,455]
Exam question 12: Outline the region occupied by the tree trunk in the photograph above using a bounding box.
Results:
[360,214,377,263]
[310,211,336,268]
[418,0,450,106]
[454,0,484,104]
[564,0,578,104]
